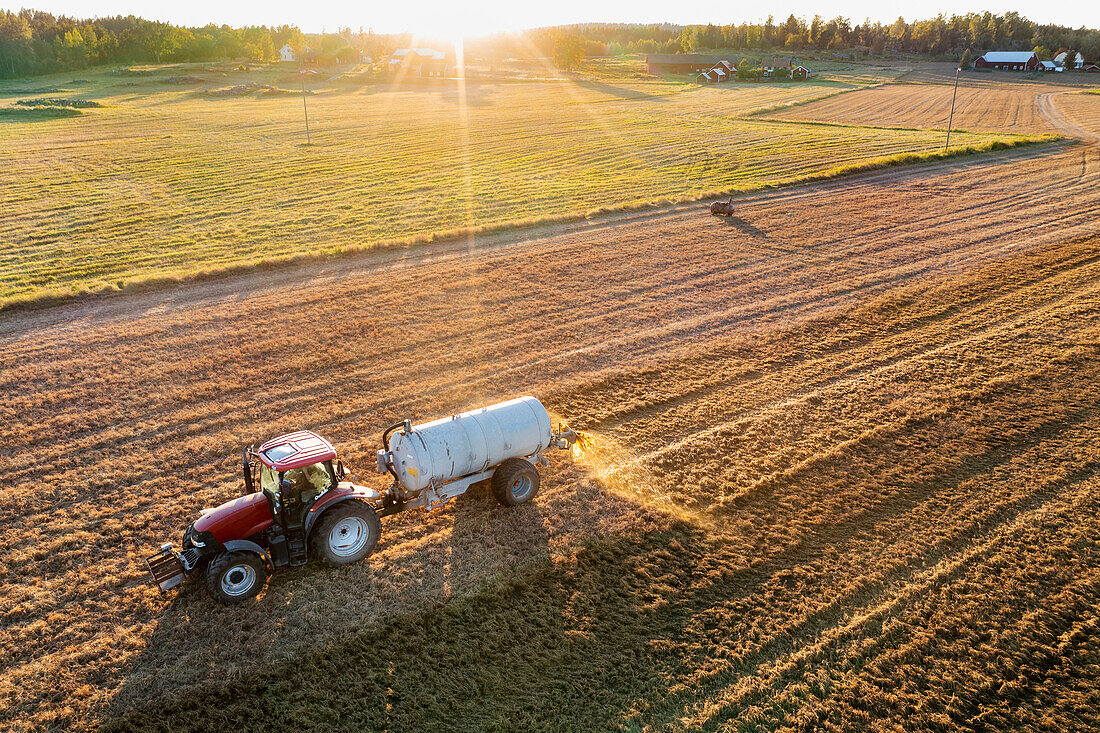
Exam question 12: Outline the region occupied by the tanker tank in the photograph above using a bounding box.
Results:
[384,396,555,493]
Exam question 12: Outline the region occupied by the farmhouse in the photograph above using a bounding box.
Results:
[390,48,446,65]
[389,48,449,77]
[1054,51,1084,69]
[419,59,449,78]
[695,62,736,83]
[974,51,1040,71]
[762,58,792,77]
[647,54,733,74]
[300,45,318,65]
[278,44,317,64]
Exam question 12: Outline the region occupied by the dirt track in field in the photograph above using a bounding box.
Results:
[3,94,1100,731]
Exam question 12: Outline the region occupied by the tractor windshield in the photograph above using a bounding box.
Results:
[282,462,333,504]
[260,464,279,494]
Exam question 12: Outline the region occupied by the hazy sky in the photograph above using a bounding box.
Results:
[8,1,1098,37]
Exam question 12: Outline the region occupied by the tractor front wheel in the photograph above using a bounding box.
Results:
[492,458,541,506]
[312,501,381,567]
[205,551,267,604]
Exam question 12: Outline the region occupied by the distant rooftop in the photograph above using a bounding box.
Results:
[392,48,446,59]
[979,51,1036,63]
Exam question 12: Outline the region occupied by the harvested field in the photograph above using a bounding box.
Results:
[768,81,1068,133]
[1052,91,1100,138]
[3,115,1100,730]
[0,66,1029,307]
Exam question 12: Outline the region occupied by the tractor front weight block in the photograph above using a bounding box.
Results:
[147,543,188,591]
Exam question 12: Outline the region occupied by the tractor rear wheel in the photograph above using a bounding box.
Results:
[312,501,381,567]
[205,551,267,604]
[492,458,541,506]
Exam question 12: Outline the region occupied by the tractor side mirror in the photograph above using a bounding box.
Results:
[337,459,346,479]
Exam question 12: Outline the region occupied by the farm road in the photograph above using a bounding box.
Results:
[3,94,1100,731]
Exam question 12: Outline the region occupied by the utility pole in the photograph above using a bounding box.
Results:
[300,60,311,145]
[945,66,960,152]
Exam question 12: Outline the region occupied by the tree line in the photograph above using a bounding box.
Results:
[0,8,1097,79]
[513,14,1098,66]
[0,10,409,78]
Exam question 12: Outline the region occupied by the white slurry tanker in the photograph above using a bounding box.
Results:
[148,397,577,603]
[379,396,576,509]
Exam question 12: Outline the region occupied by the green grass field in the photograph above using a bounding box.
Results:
[0,62,1045,306]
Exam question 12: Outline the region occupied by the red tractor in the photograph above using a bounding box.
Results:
[148,431,384,603]
[148,397,576,603]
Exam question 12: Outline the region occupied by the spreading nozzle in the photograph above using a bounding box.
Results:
[552,423,579,450]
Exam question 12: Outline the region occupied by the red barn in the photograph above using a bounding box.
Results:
[973,51,1040,71]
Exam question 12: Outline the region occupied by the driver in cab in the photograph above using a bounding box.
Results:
[279,463,333,526]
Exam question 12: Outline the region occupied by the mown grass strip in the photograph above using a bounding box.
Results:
[0,74,1038,310]
[0,133,1056,314]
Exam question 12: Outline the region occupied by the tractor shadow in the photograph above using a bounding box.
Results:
[100,446,1013,733]
[103,462,634,723]
[101,460,679,729]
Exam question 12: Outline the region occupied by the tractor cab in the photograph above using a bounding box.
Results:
[245,431,342,528]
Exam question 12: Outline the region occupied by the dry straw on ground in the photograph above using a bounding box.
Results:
[4,105,1100,726]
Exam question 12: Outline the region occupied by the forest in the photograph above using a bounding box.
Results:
[0,8,1097,78]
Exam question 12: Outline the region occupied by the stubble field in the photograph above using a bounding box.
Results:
[0,62,1038,307]
[3,69,1100,728]
[766,81,1065,133]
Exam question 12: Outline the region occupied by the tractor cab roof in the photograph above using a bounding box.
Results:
[257,430,337,471]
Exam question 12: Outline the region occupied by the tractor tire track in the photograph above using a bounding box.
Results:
[682,465,1100,731]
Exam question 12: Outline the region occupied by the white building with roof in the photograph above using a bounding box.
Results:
[388,48,449,78]
[389,48,446,65]
[1054,51,1084,69]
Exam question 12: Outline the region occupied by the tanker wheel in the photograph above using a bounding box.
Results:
[312,501,381,567]
[492,458,541,506]
[205,551,267,604]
